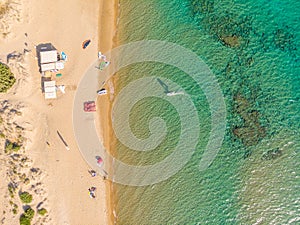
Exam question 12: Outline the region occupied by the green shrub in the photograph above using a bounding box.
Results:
[19,192,32,204]
[24,207,34,220]
[19,207,35,225]
[37,208,47,216]
[19,214,31,225]
[5,140,21,153]
[24,178,30,185]
[12,208,18,214]
[0,63,15,93]
[8,184,16,198]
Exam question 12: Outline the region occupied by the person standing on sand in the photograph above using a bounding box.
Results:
[89,170,96,177]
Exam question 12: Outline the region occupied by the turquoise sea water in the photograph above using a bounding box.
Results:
[109,0,300,224]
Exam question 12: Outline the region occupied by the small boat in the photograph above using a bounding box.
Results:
[82,39,91,49]
[97,88,107,95]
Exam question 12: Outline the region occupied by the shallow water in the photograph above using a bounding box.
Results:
[107,0,300,224]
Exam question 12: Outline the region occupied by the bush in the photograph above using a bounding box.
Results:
[9,200,18,214]
[37,208,47,216]
[5,140,21,153]
[24,207,34,220]
[12,208,18,214]
[19,207,35,225]
[8,183,16,198]
[19,214,31,225]
[0,63,15,93]
[19,192,32,204]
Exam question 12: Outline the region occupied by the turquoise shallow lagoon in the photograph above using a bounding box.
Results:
[109,0,300,224]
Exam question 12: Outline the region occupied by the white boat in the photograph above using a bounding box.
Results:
[97,88,107,95]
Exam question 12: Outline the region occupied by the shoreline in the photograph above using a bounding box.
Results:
[97,0,119,224]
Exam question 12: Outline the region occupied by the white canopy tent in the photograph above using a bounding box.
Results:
[40,50,57,64]
[44,81,56,99]
[41,62,56,72]
[40,61,64,72]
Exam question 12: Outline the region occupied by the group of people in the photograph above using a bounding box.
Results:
[88,186,97,199]
[88,170,97,199]
[87,157,108,199]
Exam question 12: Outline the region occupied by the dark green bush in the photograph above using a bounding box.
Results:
[19,192,32,204]
[19,207,35,225]
[19,214,30,225]
[0,62,16,92]
[5,140,21,153]
[24,207,34,220]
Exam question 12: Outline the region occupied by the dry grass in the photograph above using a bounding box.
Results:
[0,0,21,37]
[0,0,10,18]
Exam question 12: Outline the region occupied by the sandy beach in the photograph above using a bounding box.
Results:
[96,0,119,224]
[0,0,117,224]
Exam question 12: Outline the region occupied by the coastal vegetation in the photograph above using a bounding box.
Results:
[0,62,16,92]
[8,182,15,196]
[9,200,18,214]
[37,208,48,216]
[0,0,10,18]
[5,139,21,153]
[0,100,50,224]
[19,192,33,204]
[19,207,34,225]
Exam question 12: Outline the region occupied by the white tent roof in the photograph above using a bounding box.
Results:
[40,50,57,64]
[40,61,64,72]
[44,80,56,87]
[41,62,56,72]
[44,81,56,99]
[45,92,57,99]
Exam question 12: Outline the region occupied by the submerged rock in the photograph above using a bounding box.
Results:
[261,147,282,160]
[232,94,266,146]
[190,0,214,15]
[220,35,241,48]
[273,27,296,53]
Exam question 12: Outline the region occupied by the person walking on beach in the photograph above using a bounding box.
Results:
[88,187,97,199]
[89,170,96,177]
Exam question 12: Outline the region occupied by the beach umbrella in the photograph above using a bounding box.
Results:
[82,39,91,49]
[96,156,103,167]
